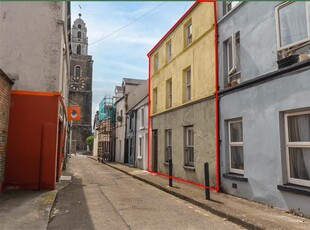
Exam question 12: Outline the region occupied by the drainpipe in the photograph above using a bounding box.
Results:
[134,110,138,167]
[147,56,151,172]
[213,1,221,192]
[69,121,73,156]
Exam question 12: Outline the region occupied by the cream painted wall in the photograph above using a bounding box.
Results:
[115,98,126,163]
[150,3,215,116]
[0,2,70,96]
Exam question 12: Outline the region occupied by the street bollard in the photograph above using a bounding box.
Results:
[204,162,210,200]
[169,158,173,187]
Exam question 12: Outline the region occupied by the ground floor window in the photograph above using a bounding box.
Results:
[138,136,143,158]
[285,111,310,187]
[184,126,194,167]
[165,130,172,162]
[228,120,244,174]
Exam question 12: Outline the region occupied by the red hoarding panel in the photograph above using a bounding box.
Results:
[5,93,59,190]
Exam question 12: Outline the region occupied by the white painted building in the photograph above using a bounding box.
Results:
[114,96,126,163]
[135,99,148,170]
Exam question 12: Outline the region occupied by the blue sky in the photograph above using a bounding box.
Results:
[71,1,194,119]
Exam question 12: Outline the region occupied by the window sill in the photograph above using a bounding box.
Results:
[163,162,169,166]
[223,173,248,182]
[137,156,142,160]
[139,127,145,130]
[277,184,310,197]
[183,166,195,171]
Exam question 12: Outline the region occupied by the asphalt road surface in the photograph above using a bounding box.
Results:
[48,156,243,230]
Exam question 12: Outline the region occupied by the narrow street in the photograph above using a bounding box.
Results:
[48,156,243,230]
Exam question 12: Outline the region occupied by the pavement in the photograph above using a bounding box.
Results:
[0,189,56,230]
[92,158,310,230]
[0,155,310,230]
[0,166,72,230]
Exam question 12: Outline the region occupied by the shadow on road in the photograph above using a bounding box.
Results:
[47,177,95,230]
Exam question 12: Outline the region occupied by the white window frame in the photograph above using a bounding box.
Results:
[226,33,240,77]
[225,1,240,14]
[165,129,172,163]
[140,107,145,129]
[228,120,244,174]
[167,40,172,62]
[284,110,310,187]
[138,136,143,159]
[184,126,194,167]
[184,67,191,102]
[185,20,192,47]
[166,79,172,109]
[275,1,310,51]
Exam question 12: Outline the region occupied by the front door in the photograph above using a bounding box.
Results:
[152,130,158,172]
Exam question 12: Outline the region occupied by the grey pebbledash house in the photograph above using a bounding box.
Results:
[217,1,310,216]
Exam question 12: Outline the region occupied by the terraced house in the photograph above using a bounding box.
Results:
[217,1,310,216]
[148,2,216,186]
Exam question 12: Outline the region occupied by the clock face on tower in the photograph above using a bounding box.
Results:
[70,76,86,91]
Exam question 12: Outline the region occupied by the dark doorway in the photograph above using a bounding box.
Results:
[152,130,158,172]
[124,139,128,163]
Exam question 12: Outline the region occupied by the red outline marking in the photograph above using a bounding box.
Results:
[148,57,151,172]
[11,90,61,97]
[147,1,218,192]
[213,0,220,192]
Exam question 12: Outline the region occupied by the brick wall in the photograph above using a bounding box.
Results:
[0,69,13,191]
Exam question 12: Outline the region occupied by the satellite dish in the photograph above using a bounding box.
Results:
[116,116,122,122]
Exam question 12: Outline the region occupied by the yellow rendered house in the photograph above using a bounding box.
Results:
[148,2,216,186]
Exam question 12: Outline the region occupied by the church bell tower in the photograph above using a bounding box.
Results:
[69,14,93,152]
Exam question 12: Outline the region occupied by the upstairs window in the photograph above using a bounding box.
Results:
[224,1,240,14]
[166,79,172,109]
[185,20,192,47]
[154,53,159,73]
[129,114,133,131]
[166,40,172,62]
[276,2,310,50]
[77,31,81,39]
[141,107,145,128]
[153,88,158,114]
[225,32,240,83]
[78,24,82,29]
[184,67,191,102]
[284,111,310,187]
